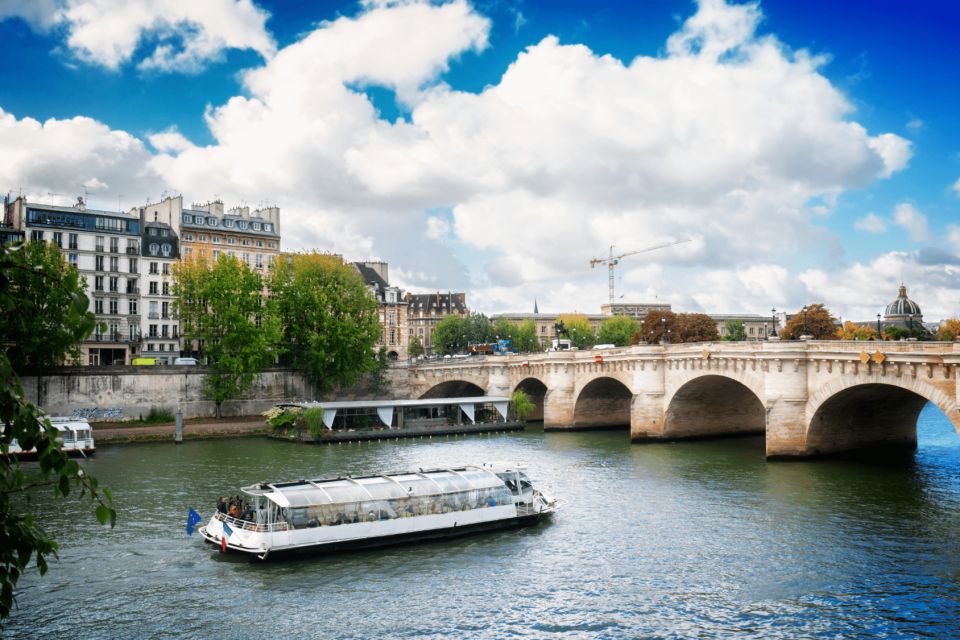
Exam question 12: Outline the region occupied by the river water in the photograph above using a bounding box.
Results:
[6,405,960,639]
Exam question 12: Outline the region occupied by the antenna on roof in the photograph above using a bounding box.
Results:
[47,192,61,205]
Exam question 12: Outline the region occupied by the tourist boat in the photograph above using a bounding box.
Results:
[9,416,96,458]
[198,463,557,559]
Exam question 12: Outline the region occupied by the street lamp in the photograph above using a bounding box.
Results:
[763,322,768,338]
[640,320,644,344]
[771,308,777,338]
[802,305,808,336]
[876,313,881,340]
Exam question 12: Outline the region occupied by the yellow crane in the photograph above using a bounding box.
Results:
[590,238,691,304]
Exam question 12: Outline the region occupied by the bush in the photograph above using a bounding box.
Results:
[262,406,302,430]
[142,406,175,424]
[303,407,325,438]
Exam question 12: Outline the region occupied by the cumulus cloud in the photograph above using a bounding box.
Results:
[0,0,929,317]
[854,212,886,234]
[892,203,928,242]
[0,107,161,207]
[0,0,275,72]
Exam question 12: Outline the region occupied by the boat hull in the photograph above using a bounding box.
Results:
[200,510,552,560]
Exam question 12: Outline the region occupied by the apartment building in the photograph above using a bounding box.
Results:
[139,219,180,363]
[354,261,408,360]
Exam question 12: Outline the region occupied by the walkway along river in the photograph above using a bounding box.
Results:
[6,404,960,638]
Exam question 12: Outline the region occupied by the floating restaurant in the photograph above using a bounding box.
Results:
[268,396,524,443]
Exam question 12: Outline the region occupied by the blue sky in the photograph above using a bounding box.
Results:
[1,0,958,320]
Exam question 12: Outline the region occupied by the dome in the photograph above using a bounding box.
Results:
[884,284,922,318]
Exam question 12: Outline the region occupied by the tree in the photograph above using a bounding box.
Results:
[513,319,540,353]
[175,254,281,417]
[634,309,677,344]
[675,313,719,343]
[464,314,493,345]
[408,336,425,358]
[724,320,746,341]
[509,389,536,422]
[935,318,960,341]
[557,314,595,349]
[368,347,390,394]
[491,317,517,345]
[432,316,467,355]
[780,304,838,340]
[0,242,115,619]
[268,252,380,394]
[598,316,640,346]
[837,321,878,341]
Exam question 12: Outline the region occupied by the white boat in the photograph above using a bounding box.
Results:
[198,463,557,559]
[9,417,96,458]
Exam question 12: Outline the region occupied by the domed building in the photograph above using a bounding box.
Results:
[883,284,924,330]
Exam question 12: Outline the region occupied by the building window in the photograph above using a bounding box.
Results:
[162,282,169,296]
[252,222,261,231]
[255,240,263,247]
[255,254,263,268]
[149,325,158,338]
[129,258,137,273]
[241,239,249,246]
[264,223,272,232]
[194,217,203,226]
[95,235,104,252]
[31,230,44,242]
[127,279,138,294]
[110,237,119,253]
[129,299,137,314]
[207,217,216,226]
[184,233,194,241]
[68,253,78,266]
[173,325,179,338]
[68,233,78,249]
[212,235,221,243]
[223,219,234,228]
[52,231,63,247]
[109,256,119,271]
[95,276,104,291]
[149,281,158,295]
[161,243,172,256]
[213,250,220,260]
[162,263,169,275]
[95,299,104,314]
[150,262,159,274]
[161,324,169,337]
[184,247,192,256]
[242,252,249,265]
[127,240,139,253]
[228,237,236,245]
[183,214,192,223]
[238,221,248,230]
[109,276,118,292]
[129,325,138,341]
[109,299,118,314]
[162,301,169,318]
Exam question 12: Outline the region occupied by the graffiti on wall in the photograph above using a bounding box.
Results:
[73,406,123,421]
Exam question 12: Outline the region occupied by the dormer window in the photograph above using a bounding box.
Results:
[194,217,203,226]
[183,214,192,223]
[263,223,272,232]
[238,221,248,230]
[252,222,261,231]
[149,243,160,256]
[207,217,217,226]
[161,243,172,257]
[223,219,234,228]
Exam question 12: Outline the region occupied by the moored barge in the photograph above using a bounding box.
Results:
[198,463,557,559]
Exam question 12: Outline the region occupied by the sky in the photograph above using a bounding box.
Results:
[1,0,958,322]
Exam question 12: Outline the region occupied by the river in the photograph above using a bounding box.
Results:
[5,404,960,639]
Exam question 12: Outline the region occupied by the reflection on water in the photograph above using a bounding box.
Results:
[6,404,960,638]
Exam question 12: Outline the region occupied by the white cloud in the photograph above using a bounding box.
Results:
[948,225,960,255]
[892,202,928,242]
[0,107,160,208]
[952,177,960,196]
[148,128,195,154]
[0,0,275,72]
[905,117,924,133]
[424,216,450,241]
[854,212,886,234]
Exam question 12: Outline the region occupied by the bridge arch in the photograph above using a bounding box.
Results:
[514,377,547,422]
[805,378,960,456]
[419,379,486,399]
[573,376,632,430]
[663,374,766,439]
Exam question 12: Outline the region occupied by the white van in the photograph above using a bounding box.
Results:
[594,344,616,350]
[174,357,199,365]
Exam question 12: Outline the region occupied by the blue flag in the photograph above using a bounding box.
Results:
[222,520,234,538]
[186,507,202,536]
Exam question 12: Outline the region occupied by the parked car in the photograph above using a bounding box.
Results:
[174,357,199,366]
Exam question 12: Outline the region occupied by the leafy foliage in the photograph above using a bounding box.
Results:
[464,314,494,345]
[509,390,536,421]
[433,315,468,355]
[0,242,115,620]
[674,313,719,343]
[407,336,425,358]
[175,254,281,417]
[268,253,380,394]
[724,320,746,341]
[633,309,676,344]
[598,316,639,347]
[780,304,838,340]
[368,347,391,395]
[557,314,595,349]
[936,318,960,342]
[513,319,540,353]
[262,406,301,430]
[303,407,325,439]
[837,321,878,341]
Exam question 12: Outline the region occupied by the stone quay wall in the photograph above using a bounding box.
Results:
[22,366,414,421]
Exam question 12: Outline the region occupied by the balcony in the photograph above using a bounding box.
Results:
[126,246,139,255]
[95,245,104,253]
[68,243,78,250]
[148,312,159,319]
[90,332,137,344]
[126,287,140,294]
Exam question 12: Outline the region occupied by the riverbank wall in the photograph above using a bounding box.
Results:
[22,366,414,421]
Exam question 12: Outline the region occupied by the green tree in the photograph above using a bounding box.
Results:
[557,314,595,349]
[408,336,425,358]
[598,316,640,346]
[675,313,719,343]
[433,315,467,355]
[491,317,517,346]
[636,310,677,344]
[724,320,746,341]
[268,252,380,394]
[0,242,115,619]
[464,314,493,345]
[368,347,390,394]
[175,254,281,417]
[513,319,540,353]
[509,389,536,422]
[781,304,838,340]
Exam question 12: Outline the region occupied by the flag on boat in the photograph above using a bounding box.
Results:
[186,508,202,536]
[221,521,233,552]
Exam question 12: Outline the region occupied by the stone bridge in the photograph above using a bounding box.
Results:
[404,341,960,459]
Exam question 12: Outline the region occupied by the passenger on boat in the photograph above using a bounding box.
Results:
[217,496,228,514]
[228,501,240,518]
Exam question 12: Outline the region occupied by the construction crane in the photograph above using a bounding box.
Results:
[590,238,691,304]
